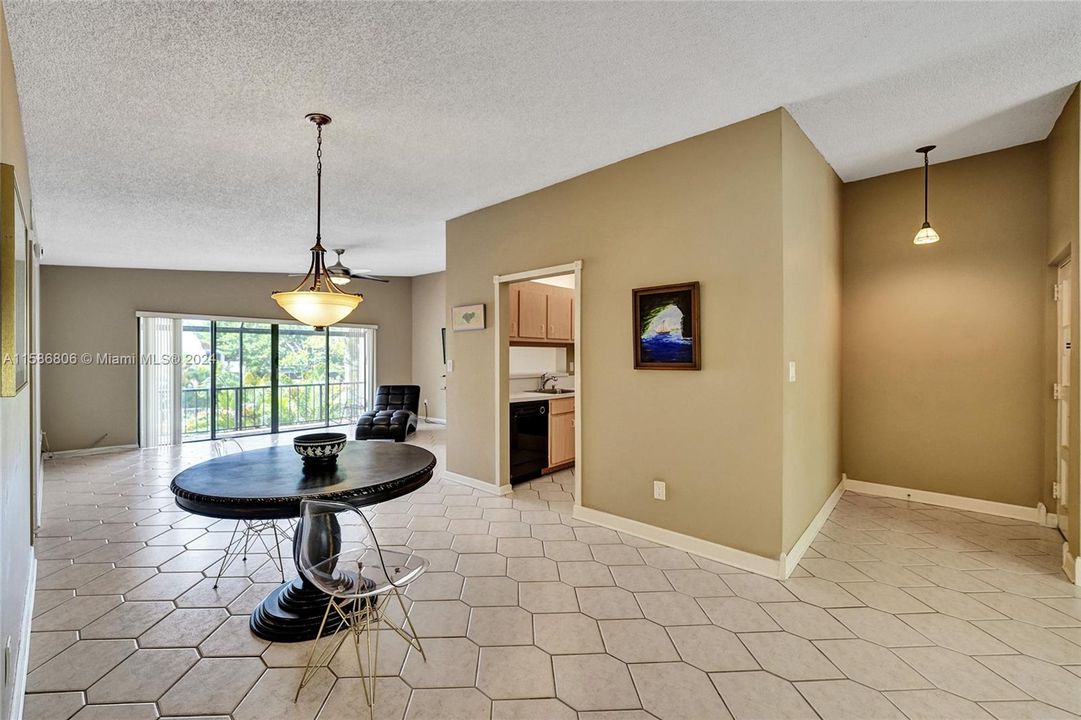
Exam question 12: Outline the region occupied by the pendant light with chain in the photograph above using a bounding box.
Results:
[272,113,363,328]
[913,145,941,245]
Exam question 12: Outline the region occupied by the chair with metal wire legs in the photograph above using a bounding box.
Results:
[209,439,294,588]
[293,498,428,709]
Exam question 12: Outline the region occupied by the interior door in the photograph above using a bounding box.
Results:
[1057,260,1071,533]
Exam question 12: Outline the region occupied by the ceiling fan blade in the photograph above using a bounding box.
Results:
[350,273,390,283]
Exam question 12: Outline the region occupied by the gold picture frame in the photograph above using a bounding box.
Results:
[1,163,29,396]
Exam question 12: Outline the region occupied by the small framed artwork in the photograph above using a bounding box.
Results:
[632,281,700,370]
[451,303,486,332]
[1,163,29,396]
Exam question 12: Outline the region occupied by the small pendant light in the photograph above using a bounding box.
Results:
[272,113,363,329]
[913,145,940,245]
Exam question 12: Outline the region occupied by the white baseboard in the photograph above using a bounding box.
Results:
[443,471,512,496]
[843,477,1040,523]
[572,505,781,578]
[44,443,138,460]
[1064,543,1080,585]
[9,552,36,720]
[422,417,447,425]
[1037,502,1060,528]
[781,480,844,579]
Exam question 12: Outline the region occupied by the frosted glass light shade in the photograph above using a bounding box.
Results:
[914,225,940,245]
[329,274,351,286]
[271,290,362,329]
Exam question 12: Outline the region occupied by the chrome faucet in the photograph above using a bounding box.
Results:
[539,372,558,391]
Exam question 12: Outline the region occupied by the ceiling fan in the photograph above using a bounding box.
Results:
[288,248,389,284]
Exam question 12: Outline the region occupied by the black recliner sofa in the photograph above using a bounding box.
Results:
[355,385,420,442]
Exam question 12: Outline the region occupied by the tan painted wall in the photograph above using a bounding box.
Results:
[448,110,793,558]
[411,270,447,420]
[843,143,1049,508]
[780,112,843,551]
[1047,85,1080,556]
[1049,87,1079,264]
[0,4,35,716]
[39,266,413,451]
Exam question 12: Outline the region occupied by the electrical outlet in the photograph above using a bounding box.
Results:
[788,361,797,382]
[653,481,666,501]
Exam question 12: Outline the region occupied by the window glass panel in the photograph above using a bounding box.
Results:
[329,326,369,424]
[215,321,273,435]
[180,319,212,441]
[278,324,328,429]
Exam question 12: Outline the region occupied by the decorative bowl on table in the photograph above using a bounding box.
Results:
[293,432,348,464]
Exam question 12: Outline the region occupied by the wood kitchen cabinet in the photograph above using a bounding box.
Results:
[517,285,548,339]
[508,281,574,344]
[547,396,575,469]
[509,286,520,338]
[546,292,572,341]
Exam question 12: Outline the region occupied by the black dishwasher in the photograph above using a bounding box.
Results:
[510,400,548,483]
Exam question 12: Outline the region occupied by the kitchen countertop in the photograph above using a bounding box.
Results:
[510,391,575,404]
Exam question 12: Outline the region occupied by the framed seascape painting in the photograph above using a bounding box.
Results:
[1,163,29,396]
[632,281,700,370]
[451,303,485,332]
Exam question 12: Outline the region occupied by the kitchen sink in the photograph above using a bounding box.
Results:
[534,388,572,394]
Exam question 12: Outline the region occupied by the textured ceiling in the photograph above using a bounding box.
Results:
[5,1,1079,276]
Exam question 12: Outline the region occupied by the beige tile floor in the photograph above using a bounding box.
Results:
[24,424,1081,719]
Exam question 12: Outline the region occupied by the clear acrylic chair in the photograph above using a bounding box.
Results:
[294,498,428,708]
[210,439,293,587]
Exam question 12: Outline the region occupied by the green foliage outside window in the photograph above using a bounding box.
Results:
[179,320,368,439]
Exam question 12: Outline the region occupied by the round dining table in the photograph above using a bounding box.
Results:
[170,441,436,642]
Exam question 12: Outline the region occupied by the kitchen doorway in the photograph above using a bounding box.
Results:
[493,261,582,507]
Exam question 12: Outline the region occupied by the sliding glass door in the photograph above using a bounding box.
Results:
[329,326,370,425]
[278,324,328,431]
[180,319,212,440]
[215,321,274,436]
[140,314,375,446]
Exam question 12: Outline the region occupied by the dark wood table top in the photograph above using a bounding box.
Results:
[170,442,437,520]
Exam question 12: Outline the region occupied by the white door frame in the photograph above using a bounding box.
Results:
[1057,258,1072,533]
[493,260,582,505]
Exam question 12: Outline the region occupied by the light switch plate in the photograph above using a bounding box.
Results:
[653,480,666,501]
[788,361,797,383]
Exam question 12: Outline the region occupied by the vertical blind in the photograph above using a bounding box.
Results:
[138,316,182,447]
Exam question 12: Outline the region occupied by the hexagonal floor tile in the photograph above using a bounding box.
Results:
[468,606,534,646]
[533,612,604,655]
[710,670,817,719]
[552,654,639,712]
[87,647,199,703]
[477,645,554,699]
[598,619,679,663]
[157,656,265,716]
[667,625,758,672]
[738,633,843,681]
[519,582,579,613]
[631,662,732,720]
[405,688,491,720]
[400,637,480,688]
